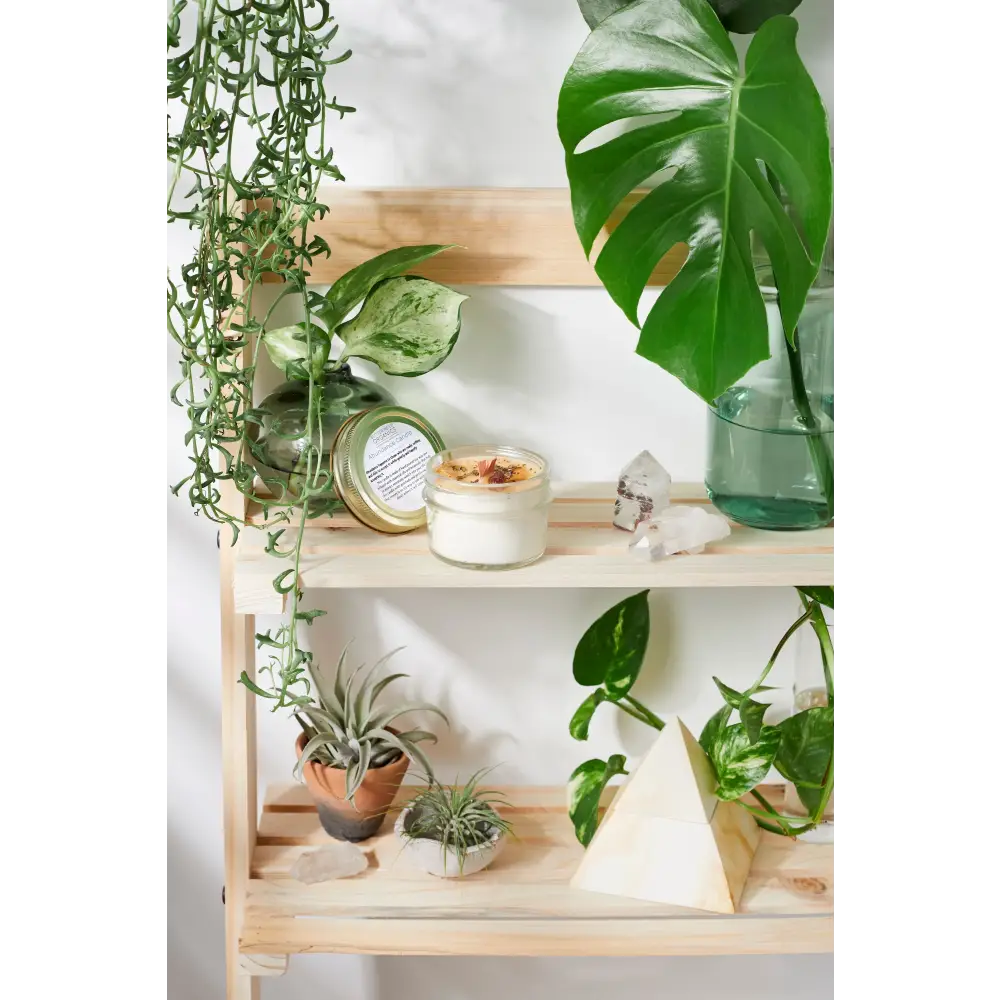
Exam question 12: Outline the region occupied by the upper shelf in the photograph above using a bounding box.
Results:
[241,783,832,958]
[256,186,686,287]
[233,483,833,613]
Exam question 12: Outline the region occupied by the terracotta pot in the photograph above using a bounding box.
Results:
[295,732,410,842]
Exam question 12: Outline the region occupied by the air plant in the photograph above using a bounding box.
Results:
[277,642,449,803]
[399,769,513,874]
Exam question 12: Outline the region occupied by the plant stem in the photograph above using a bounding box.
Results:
[763,167,834,518]
[784,333,834,515]
[621,694,665,730]
[746,605,813,700]
[613,697,661,729]
[809,602,834,707]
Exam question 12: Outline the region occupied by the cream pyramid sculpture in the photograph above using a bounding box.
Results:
[570,715,761,914]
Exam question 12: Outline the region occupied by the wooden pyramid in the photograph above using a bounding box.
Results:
[570,715,760,914]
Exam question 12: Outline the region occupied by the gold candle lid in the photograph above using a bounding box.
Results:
[330,405,445,533]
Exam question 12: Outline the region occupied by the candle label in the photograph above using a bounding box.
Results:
[363,421,436,511]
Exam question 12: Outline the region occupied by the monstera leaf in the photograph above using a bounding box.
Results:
[577,0,803,35]
[559,0,832,402]
[336,275,468,377]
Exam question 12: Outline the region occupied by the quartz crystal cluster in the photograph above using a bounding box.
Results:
[628,506,731,560]
[290,842,368,884]
[613,450,671,530]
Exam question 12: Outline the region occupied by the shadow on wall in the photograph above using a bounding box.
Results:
[373,955,834,1000]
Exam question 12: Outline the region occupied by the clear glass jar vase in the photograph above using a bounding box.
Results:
[251,363,396,513]
[705,265,833,531]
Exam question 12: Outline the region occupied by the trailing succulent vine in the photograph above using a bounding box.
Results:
[567,587,834,845]
[167,1,465,720]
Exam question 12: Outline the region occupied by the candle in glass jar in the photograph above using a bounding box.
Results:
[423,446,551,570]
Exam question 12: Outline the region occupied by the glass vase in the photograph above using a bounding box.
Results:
[705,265,833,531]
[251,363,396,513]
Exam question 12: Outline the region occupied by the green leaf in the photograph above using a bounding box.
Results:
[576,0,630,28]
[336,275,467,377]
[705,723,780,801]
[558,2,832,402]
[568,754,628,847]
[238,672,276,699]
[262,324,331,380]
[369,726,435,779]
[319,244,458,329]
[797,585,833,609]
[572,590,650,698]
[295,608,327,624]
[775,706,833,814]
[711,0,803,34]
[569,689,608,741]
[712,676,770,746]
[699,703,733,757]
[575,0,801,32]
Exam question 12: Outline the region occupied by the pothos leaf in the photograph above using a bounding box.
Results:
[572,590,650,698]
[318,244,458,330]
[704,722,780,801]
[569,689,608,741]
[336,275,468,377]
[775,706,833,814]
[712,676,770,746]
[568,754,628,847]
[262,323,331,380]
[797,585,833,609]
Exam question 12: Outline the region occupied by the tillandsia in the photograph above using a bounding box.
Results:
[566,588,834,845]
[249,641,449,802]
[561,0,833,512]
[167,2,466,707]
[401,769,513,874]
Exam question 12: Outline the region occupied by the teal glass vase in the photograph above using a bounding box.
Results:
[705,265,833,531]
[251,364,396,513]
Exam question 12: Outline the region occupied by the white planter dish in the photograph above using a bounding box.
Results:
[394,807,506,878]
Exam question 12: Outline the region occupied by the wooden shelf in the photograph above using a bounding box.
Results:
[233,483,833,613]
[241,784,833,959]
[257,187,686,288]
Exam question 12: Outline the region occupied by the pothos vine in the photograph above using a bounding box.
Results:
[167,0,352,711]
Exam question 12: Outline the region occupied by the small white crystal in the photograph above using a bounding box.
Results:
[290,842,368,884]
[628,506,731,560]
[613,450,672,531]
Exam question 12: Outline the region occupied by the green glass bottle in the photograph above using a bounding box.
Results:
[252,363,396,513]
[706,263,833,531]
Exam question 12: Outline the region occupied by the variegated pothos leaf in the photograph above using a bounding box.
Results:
[336,275,468,376]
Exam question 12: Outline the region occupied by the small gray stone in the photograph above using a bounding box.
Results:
[290,842,368,884]
[614,451,671,531]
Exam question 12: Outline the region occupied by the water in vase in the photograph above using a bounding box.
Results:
[706,385,833,530]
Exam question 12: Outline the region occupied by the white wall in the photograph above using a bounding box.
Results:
[168,2,834,997]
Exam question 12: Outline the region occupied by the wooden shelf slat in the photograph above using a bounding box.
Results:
[241,784,833,958]
[233,483,833,613]
[257,187,687,287]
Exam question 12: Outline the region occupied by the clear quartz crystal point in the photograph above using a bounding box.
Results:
[290,842,368,884]
[613,450,672,531]
[628,505,731,560]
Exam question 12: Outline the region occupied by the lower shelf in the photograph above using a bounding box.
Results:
[241,785,833,958]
